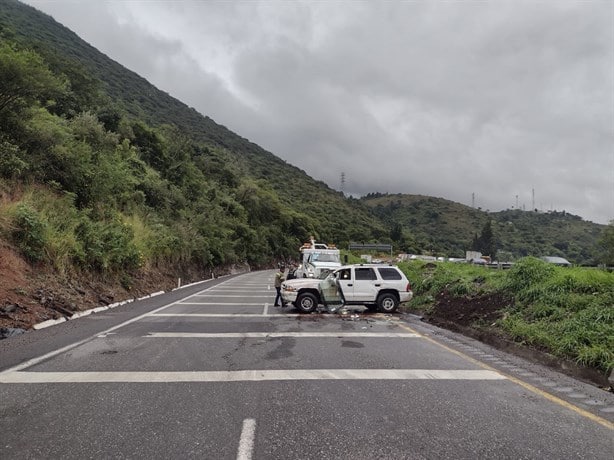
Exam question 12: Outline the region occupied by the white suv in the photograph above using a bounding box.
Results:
[280,264,412,314]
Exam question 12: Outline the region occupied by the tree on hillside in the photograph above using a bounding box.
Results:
[471,220,497,259]
[0,42,66,117]
[390,222,403,243]
[595,221,614,266]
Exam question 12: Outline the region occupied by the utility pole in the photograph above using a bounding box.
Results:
[472,192,475,208]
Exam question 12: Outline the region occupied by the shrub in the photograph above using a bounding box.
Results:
[0,140,28,178]
[75,215,141,272]
[505,257,555,292]
[11,203,48,263]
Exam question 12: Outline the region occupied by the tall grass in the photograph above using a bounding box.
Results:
[400,257,614,373]
[399,260,505,310]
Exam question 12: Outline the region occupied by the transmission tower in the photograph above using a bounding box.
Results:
[340,172,345,194]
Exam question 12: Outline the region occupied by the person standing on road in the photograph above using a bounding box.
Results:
[274,266,285,307]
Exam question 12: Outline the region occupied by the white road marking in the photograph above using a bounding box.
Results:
[263,304,269,315]
[211,287,269,291]
[176,302,265,306]
[220,283,267,286]
[148,313,301,318]
[0,369,506,384]
[144,332,421,338]
[236,418,256,460]
[192,295,272,298]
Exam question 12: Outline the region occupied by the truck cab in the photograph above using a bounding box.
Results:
[294,239,341,278]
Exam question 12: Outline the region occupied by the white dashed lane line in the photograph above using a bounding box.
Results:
[236,418,256,460]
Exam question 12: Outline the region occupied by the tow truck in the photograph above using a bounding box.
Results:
[293,238,341,278]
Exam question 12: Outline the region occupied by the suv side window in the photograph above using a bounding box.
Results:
[338,269,351,280]
[355,267,376,280]
[378,267,402,280]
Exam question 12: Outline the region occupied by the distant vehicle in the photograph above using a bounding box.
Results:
[281,264,413,314]
[468,258,487,265]
[448,258,466,263]
[540,256,572,267]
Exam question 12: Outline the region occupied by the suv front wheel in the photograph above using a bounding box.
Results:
[295,292,318,313]
[377,292,399,313]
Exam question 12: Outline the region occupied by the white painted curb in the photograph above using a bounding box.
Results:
[33,317,67,330]
[31,290,166,330]
[30,268,249,331]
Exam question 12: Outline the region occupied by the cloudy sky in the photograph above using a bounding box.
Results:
[24,0,614,224]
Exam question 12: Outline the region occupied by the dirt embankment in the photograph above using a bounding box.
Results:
[421,290,513,330]
[0,244,216,334]
[405,291,612,389]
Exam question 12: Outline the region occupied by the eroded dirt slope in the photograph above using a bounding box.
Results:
[0,244,205,331]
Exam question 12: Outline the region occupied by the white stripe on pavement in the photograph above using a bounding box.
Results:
[149,312,296,317]
[0,369,505,383]
[212,287,269,290]
[192,295,272,298]
[144,332,421,338]
[176,302,265,306]
[236,419,256,460]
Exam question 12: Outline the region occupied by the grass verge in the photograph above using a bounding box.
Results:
[399,257,614,375]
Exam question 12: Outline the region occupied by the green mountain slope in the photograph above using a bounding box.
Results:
[0,0,384,261]
[362,193,605,264]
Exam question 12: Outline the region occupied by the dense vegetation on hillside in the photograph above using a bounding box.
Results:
[362,193,608,265]
[0,0,611,286]
[0,0,385,241]
[0,0,388,278]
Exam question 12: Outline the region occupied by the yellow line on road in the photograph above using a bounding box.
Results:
[397,323,613,430]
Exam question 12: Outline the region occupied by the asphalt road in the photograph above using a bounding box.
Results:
[1,270,612,459]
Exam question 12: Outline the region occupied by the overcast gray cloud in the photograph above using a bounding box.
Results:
[24,0,614,224]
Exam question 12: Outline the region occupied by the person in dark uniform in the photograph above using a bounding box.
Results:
[274,266,285,307]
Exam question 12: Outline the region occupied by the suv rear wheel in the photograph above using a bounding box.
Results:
[295,292,318,313]
[377,292,399,313]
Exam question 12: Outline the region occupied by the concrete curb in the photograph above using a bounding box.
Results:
[33,317,67,330]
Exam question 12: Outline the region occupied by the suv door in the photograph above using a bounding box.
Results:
[319,270,345,306]
[351,267,379,302]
